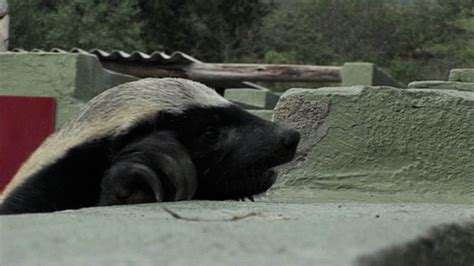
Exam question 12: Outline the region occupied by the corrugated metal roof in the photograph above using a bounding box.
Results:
[11,48,201,64]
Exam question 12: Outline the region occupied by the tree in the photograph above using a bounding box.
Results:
[9,0,143,50]
[138,0,272,61]
[7,0,472,83]
[261,0,473,83]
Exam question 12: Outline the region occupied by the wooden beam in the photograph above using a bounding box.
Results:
[101,61,342,87]
[184,63,342,82]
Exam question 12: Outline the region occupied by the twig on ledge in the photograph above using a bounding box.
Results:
[161,206,260,222]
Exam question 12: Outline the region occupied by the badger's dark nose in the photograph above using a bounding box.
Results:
[281,128,300,150]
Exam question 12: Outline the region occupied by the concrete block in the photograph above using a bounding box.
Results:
[248,109,273,121]
[342,62,403,88]
[0,52,137,129]
[408,81,474,91]
[449,68,474,82]
[224,88,280,109]
[271,86,474,203]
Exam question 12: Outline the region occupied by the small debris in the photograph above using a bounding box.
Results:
[161,206,290,222]
[162,206,259,222]
[375,214,380,218]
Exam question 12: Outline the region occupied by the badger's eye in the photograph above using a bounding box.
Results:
[203,127,219,143]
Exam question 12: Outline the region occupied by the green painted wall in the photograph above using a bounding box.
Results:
[271,86,474,203]
[0,53,83,128]
[342,62,404,88]
[0,53,137,129]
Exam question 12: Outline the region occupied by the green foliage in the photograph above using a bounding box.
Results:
[261,0,473,83]
[7,0,473,83]
[263,50,298,64]
[138,0,271,61]
[9,0,271,61]
[388,59,420,83]
[262,0,402,64]
[9,0,143,50]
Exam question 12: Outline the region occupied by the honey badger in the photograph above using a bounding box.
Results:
[0,78,300,214]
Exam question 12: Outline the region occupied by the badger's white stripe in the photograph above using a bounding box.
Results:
[1,78,230,200]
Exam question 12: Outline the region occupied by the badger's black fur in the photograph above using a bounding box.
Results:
[98,130,197,206]
[355,221,474,266]
[0,79,299,214]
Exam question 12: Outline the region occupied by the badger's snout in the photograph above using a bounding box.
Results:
[281,128,300,151]
[267,126,300,166]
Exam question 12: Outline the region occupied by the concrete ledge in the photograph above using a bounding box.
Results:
[408,80,474,91]
[0,202,472,266]
[342,62,403,88]
[248,109,273,121]
[0,52,137,128]
[449,68,474,82]
[271,86,474,203]
[224,88,280,109]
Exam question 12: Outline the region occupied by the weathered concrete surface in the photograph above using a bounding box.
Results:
[224,88,280,109]
[271,86,474,203]
[408,80,474,91]
[449,68,474,83]
[342,63,403,88]
[1,202,473,266]
[0,52,137,128]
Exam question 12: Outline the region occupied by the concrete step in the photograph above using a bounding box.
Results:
[449,68,474,83]
[1,202,472,266]
[408,80,474,91]
[248,109,273,121]
[224,88,280,109]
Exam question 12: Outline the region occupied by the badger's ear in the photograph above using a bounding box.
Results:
[99,130,197,206]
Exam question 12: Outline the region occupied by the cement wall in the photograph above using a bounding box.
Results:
[0,52,137,129]
[270,85,474,204]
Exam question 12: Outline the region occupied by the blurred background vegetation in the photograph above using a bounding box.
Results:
[8,0,474,84]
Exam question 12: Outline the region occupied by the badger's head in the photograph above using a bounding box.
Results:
[162,104,300,200]
[108,79,300,201]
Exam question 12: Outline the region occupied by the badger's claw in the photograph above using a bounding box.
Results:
[233,196,255,202]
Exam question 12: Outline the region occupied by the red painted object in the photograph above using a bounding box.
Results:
[0,96,56,191]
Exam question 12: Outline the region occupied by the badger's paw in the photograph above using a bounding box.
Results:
[98,131,197,206]
[98,162,164,206]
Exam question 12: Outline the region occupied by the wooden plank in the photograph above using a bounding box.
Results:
[101,61,342,87]
[185,63,342,82]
